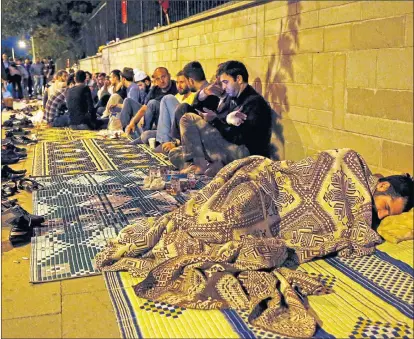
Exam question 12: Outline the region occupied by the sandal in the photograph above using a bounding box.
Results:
[18,178,44,192]
[1,180,19,198]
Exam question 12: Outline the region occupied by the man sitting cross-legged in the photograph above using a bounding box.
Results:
[99,69,127,119]
[110,67,146,126]
[169,60,272,176]
[125,67,177,139]
[138,70,196,151]
[168,61,222,145]
[66,70,97,130]
[43,74,76,127]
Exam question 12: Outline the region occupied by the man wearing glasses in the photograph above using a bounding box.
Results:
[125,67,177,138]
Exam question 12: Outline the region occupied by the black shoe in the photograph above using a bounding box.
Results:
[2,143,27,156]
[8,128,30,135]
[2,165,27,175]
[1,171,25,180]
[1,165,27,180]
[10,135,37,145]
[1,150,20,165]
[3,120,15,128]
[11,214,46,228]
[18,118,34,128]
[2,205,45,226]
[1,148,27,159]
[9,226,33,245]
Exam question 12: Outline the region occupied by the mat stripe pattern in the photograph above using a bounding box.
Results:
[103,240,414,339]
[32,138,172,176]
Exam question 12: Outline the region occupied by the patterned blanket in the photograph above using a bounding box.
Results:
[96,149,383,337]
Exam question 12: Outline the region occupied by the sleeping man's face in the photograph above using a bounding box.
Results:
[372,181,406,225]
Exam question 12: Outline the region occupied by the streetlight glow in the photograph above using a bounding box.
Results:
[18,40,26,48]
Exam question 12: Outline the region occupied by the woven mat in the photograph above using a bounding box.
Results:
[33,127,102,142]
[30,169,209,283]
[32,138,172,176]
[103,240,414,339]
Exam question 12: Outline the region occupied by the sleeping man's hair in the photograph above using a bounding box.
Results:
[378,174,414,212]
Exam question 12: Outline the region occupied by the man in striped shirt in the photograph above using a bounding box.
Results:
[43,74,75,127]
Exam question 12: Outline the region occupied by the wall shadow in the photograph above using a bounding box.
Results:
[259,0,302,161]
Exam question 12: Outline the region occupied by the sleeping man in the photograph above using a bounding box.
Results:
[96,148,413,338]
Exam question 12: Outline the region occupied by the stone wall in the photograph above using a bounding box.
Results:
[80,0,413,175]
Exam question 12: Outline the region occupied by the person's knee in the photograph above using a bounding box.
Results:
[147,99,160,111]
[141,130,157,144]
[179,112,199,128]
[175,103,192,115]
[161,94,176,104]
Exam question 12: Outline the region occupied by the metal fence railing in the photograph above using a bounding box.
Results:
[79,0,230,59]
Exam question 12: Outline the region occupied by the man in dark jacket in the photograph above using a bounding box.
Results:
[66,70,96,130]
[125,67,177,138]
[169,60,272,176]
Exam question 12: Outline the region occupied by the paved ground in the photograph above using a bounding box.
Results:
[2,107,120,338]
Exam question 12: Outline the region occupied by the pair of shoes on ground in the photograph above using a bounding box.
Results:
[1,149,26,165]
[9,213,46,246]
[2,203,46,245]
[3,116,34,129]
[3,133,37,146]
[1,145,29,164]
[5,128,30,136]
[1,165,26,180]
[2,142,27,156]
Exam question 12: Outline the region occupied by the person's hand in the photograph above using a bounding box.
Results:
[162,141,176,153]
[138,118,144,129]
[226,109,247,126]
[203,83,223,97]
[109,103,121,111]
[197,108,217,122]
[125,123,135,134]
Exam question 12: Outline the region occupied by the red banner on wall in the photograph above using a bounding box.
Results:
[121,0,128,24]
[158,0,169,14]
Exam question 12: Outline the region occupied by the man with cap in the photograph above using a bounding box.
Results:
[134,69,151,95]
[110,67,147,129]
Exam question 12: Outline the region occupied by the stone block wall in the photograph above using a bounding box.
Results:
[80,0,413,175]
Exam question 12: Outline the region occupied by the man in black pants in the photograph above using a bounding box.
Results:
[169,60,272,176]
[66,70,96,130]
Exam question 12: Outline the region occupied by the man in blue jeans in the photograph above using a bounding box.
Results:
[112,67,145,129]
[31,58,44,97]
[125,67,177,139]
[138,70,196,152]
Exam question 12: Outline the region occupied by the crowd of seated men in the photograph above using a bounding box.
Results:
[43,60,273,176]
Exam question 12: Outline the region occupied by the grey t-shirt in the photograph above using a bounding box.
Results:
[31,62,44,76]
